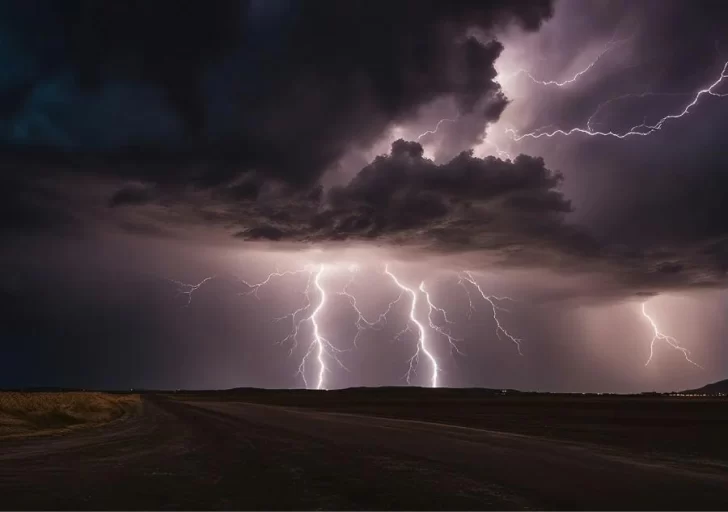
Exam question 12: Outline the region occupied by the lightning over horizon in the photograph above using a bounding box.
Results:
[337,267,403,347]
[385,265,439,388]
[5,0,728,420]
[165,265,714,389]
[641,301,702,369]
[420,281,464,356]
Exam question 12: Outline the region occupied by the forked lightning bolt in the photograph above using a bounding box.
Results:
[239,265,347,389]
[385,265,439,388]
[169,276,216,306]
[298,265,338,390]
[641,302,702,369]
[169,267,532,388]
[337,269,403,347]
[504,33,631,88]
[585,91,692,132]
[483,138,513,160]
[459,271,523,355]
[237,268,309,298]
[420,282,464,355]
[507,60,728,140]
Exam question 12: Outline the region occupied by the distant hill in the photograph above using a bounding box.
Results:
[682,379,728,395]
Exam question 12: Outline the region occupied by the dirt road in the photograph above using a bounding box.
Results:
[1,396,726,510]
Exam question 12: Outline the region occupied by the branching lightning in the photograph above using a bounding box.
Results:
[165,267,556,389]
[161,24,720,390]
[384,265,439,387]
[585,90,692,132]
[337,268,403,347]
[298,265,339,389]
[169,276,216,306]
[236,265,348,389]
[505,33,631,88]
[483,137,513,160]
[459,272,523,355]
[506,60,728,141]
[237,268,309,298]
[420,282,464,356]
[641,302,702,369]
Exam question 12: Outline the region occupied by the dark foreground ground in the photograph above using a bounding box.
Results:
[1,389,727,510]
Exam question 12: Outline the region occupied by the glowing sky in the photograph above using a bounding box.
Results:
[1,0,727,392]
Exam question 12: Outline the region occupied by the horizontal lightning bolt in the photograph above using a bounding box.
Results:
[585,90,692,131]
[641,302,702,369]
[507,60,728,140]
[237,268,311,298]
[507,34,631,88]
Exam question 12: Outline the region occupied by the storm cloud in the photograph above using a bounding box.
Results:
[2,0,728,392]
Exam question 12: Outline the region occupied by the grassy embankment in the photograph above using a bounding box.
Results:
[0,392,141,439]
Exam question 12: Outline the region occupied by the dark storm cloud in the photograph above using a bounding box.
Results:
[0,176,80,236]
[220,140,600,272]
[4,0,728,300]
[0,0,553,187]
[314,141,574,246]
[109,183,156,208]
[483,0,728,295]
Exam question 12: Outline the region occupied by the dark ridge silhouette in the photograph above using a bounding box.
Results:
[682,378,728,394]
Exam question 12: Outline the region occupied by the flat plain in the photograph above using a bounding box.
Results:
[0,388,726,510]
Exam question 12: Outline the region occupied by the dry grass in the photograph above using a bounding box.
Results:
[0,392,141,439]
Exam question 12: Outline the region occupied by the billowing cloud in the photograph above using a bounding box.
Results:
[0,0,553,186]
[1,0,727,300]
[238,140,574,251]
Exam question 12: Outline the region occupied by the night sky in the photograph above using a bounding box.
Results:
[2,0,728,392]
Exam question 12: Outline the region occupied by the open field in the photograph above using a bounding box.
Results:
[168,387,728,464]
[0,392,141,439]
[1,389,727,510]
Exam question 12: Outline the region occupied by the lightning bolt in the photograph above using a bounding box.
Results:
[482,138,513,160]
[236,265,348,389]
[502,32,631,88]
[507,60,728,141]
[168,276,216,306]
[337,268,404,347]
[237,268,310,298]
[641,301,702,369]
[585,90,692,132]
[459,271,523,355]
[417,116,459,141]
[384,265,439,388]
[170,266,530,389]
[296,265,338,390]
[420,282,464,356]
